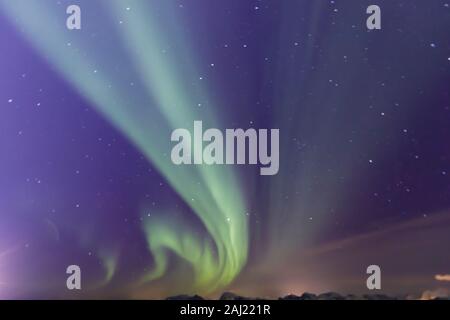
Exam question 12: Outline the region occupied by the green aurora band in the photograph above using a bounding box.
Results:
[0,0,248,295]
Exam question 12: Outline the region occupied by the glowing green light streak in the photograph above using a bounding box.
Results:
[0,0,248,294]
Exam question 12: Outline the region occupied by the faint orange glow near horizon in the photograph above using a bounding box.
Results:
[435,274,450,282]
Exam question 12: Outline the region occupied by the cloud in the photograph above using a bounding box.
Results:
[435,274,450,282]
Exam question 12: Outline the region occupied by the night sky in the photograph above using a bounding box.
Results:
[0,0,450,299]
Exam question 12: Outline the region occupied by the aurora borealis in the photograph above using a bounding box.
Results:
[0,0,450,299]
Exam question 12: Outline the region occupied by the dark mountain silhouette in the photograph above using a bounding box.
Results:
[166,291,450,300]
